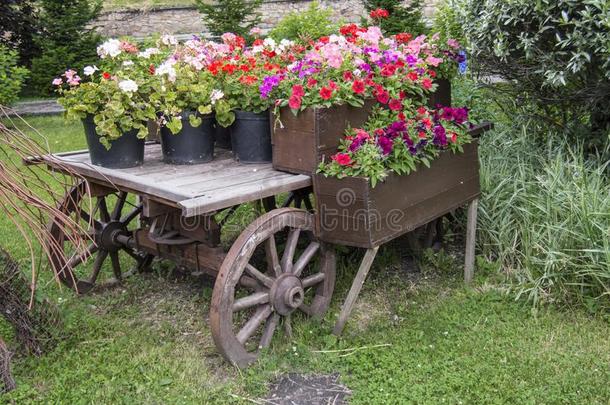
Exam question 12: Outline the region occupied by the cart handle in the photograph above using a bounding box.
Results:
[467,121,494,138]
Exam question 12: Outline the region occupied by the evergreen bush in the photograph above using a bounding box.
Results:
[362,0,427,36]
[269,1,338,43]
[196,0,263,40]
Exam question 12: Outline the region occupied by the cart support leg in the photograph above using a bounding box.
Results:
[464,198,479,284]
[333,247,379,336]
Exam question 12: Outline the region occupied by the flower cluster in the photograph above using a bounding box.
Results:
[369,8,389,19]
[318,105,473,186]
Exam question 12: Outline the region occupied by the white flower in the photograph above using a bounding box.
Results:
[138,47,160,59]
[161,34,178,46]
[210,89,224,105]
[123,60,134,66]
[118,80,138,93]
[252,45,264,54]
[97,39,122,59]
[156,60,177,82]
[83,65,99,76]
[263,37,276,48]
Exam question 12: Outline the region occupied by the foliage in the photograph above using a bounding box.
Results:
[362,0,427,36]
[268,1,339,43]
[195,0,263,39]
[30,0,102,96]
[457,0,610,149]
[477,125,610,312]
[0,46,29,106]
[432,0,466,47]
[318,105,472,186]
[0,0,39,67]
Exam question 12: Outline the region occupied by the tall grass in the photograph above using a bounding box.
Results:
[478,124,610,312]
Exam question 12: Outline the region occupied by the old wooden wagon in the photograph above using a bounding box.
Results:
[28,122,490,367]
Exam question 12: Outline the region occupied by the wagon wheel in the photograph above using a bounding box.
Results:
[48,182,154,294]
[210,208,335,368]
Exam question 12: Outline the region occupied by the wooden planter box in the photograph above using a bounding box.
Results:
[271,100,376,174]
[313,141,480,248]
[271,81,452,175]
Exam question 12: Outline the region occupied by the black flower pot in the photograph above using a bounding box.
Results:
[83,116,145,169]
[213,117,232,150]
[230,110,272,164]
[160,112,215,165]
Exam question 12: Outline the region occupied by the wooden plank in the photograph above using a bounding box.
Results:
[332,247,379,336]
[177,168,284,196]
[179,174,312,217]
[464,198,478,283]
[168,164,274,189]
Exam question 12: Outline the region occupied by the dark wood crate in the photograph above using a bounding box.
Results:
[428,78,451,108]
[313,141,480,248]
[271,100,377,175]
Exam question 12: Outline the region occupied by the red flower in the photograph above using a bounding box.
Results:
[450,132,458,143]
[352,80,365,94]
[428,70,437,78]
[417,106,428,115]
[398,112,406,121]
[148,64,155,75]
[328,80,338,90]
[396,33,412,44]
[102,72,111,80]
[407,71,419,81]
[419,131,427,139]
[253,39,264,46]
[333,153,352,166]
[222,63,237,74]
[370,8,389,19]
[343,71,354,81]
[319,36,329,44]
[389,98,402,111]
[307,77,318,88]
[381,64,397,77]
[291,84,305,97]
[239,75,258,85]
[320,87,333,100]
[376,90,390,104]
[263,49,277,58]
[422,118,432,129]
[422,78,433,90]
[288,95,302,110]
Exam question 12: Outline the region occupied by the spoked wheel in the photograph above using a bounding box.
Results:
[48,182,154,294]
[210,208,335,368]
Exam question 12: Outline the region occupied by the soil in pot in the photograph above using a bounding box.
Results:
[160,112,215,165]
[230,110,272,164]
[82,116,145,169]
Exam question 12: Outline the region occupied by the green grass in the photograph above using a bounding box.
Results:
[1,115,610,403]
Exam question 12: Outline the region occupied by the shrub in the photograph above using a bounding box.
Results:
[196,0,263,39]
[29,0,102,96]
[432,0,466,46]
[269,1,338,43]
[0,45,29,106]
[477,124,610,312]
[457,0,610,150]
[362,0,427,36]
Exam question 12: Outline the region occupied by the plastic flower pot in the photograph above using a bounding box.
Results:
[213,117,232,150]
[82,115,145,169]
[230,110,272,164]
[160,111,215,165]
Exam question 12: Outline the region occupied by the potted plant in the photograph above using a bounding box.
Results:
[54,66,156,168]
[314,104,479,247]
[268,25,442,174]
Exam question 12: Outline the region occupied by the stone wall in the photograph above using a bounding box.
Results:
[93,0,439,39]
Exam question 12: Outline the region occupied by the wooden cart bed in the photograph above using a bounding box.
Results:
[38,144,312,217]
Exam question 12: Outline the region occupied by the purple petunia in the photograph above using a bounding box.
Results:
[260,74,282,99]
[377,136,393,155]
[433,124,447,147]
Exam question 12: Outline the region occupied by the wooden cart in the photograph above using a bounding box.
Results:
[30,127,487,367]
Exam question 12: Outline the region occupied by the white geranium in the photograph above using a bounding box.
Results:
[118,80,138,93]
[123,60,134,66]
[138,47,160,59]
[97,39,122,59]
[210,89,224,105]
[156,60,177,82]
[83,65,99,76]
[263,37,276,48]
[161,34,178,46]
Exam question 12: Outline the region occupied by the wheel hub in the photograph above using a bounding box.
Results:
[98,221,127,252]
[270,274,304,315]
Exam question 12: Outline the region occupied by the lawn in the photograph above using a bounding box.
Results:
[1,115,610,404]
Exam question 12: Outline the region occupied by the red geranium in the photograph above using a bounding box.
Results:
[239,75,258,85]
[370,8,389,19]
[352,80,365,94]
[102,72,111,80]
[396,33,412,44]
[320,87,333,100]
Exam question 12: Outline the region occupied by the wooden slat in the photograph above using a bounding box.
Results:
[179,173,311,217]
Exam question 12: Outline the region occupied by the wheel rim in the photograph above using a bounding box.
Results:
[48,182,153,294]
[210,208,335,368]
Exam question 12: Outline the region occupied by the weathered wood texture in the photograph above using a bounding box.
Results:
[39,144,311,217]
[464,198,479,283]
[313,141,480,248]
[271,100,376,175]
